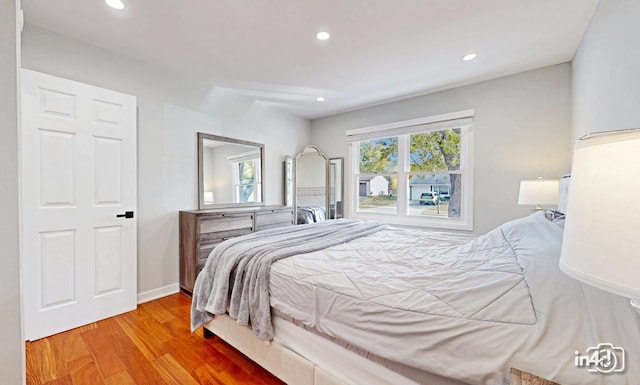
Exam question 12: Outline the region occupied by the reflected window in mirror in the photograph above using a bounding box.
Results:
[229,151,262,203]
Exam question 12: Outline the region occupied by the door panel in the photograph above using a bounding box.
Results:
[94,225,124,296]
[22,69,137,340]
[94,137,122,205]
[39,129,75,206]
[39,87,76,118]
[40,230,76,309]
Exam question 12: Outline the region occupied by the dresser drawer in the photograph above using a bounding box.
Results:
[197,242,219,273]
[199,227,253,243]
[255,209,294,231]
[199,214,253,235]
[197,229,253,272]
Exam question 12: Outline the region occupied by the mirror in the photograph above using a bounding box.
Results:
[295,146,329,224]
[329,158,344,219]
[198,133,264,209]
[283,156,295,207]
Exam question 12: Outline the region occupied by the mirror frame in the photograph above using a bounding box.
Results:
[197,132,265,209]
[329,157,344,219]
[283,156,295,207]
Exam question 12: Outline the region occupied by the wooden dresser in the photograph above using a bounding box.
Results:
[179,205,294,295]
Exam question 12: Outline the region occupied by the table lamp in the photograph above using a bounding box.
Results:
[518,177,559,211]
[559,129,640,312]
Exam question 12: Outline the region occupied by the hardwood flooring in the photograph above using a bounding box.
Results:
[26,293,285,385]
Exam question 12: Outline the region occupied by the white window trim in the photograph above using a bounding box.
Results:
[231,158,262,203]
[346,110,474,231]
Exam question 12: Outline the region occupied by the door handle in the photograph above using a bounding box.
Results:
[116,211,134,219]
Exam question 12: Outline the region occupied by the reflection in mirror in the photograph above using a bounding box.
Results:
[295,146,329,224]
[329,158,344,219]
[198,133,264,209]
[283,156,295,207]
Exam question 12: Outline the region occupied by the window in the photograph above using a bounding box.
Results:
[230,154,262,203]
[347,111,474,230]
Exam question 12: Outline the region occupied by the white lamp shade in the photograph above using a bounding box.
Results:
[559,130,640,299]
[204,191,214,203]
[517,179,559,205]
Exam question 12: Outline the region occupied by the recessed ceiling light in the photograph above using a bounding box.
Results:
[106,0,125,10]
[463,53,477,61]
[316,31,330,41]
[315,97,325,102]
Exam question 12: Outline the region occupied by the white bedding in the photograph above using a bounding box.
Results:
[269,212,640,385]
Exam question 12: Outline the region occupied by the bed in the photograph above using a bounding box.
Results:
[191,211,640,385]
[296,206,326,224]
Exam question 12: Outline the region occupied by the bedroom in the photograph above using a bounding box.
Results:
[1,0,640,384]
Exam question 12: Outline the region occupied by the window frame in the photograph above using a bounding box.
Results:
[346,111,474,231]
[231,157,262,204]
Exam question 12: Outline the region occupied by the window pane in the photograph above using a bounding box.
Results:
[236,160,260,203]
[359,137,398,173]
[407,173,461,218]
[357,175,397,214]
[238,160,256,184]
[409,129,461,172]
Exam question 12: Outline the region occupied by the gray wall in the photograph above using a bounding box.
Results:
[0,0,25,383]
[21,25,311,296]
[311,64,572,234]
[572,0,640,141]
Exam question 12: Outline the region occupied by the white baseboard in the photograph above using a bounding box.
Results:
[137,283,180,304]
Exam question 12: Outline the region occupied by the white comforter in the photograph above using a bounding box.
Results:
[269,212,640,385]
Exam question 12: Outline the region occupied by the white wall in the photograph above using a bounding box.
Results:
[311,64,572,234]
[0,0,25,383]
[21,25,311,295]
[572,0,640,141]
[202,147,218,199]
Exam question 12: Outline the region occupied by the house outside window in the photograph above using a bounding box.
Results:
[347,111,474,230]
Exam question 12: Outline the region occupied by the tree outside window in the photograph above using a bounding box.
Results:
[409,129,461,217]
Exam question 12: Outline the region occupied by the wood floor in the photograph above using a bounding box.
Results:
[26,293,285,385]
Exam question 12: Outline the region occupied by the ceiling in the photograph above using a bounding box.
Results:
[21,0,599,119]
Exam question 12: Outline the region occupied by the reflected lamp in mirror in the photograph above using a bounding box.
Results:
[559,129,640,312]
[517,177,559,211]
[204,191,214,204]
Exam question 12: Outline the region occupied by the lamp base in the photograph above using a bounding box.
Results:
[631,299,640,313]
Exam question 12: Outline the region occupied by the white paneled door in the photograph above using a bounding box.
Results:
[21,69,137,340]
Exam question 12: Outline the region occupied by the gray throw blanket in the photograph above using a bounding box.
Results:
[191,219,387,340]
